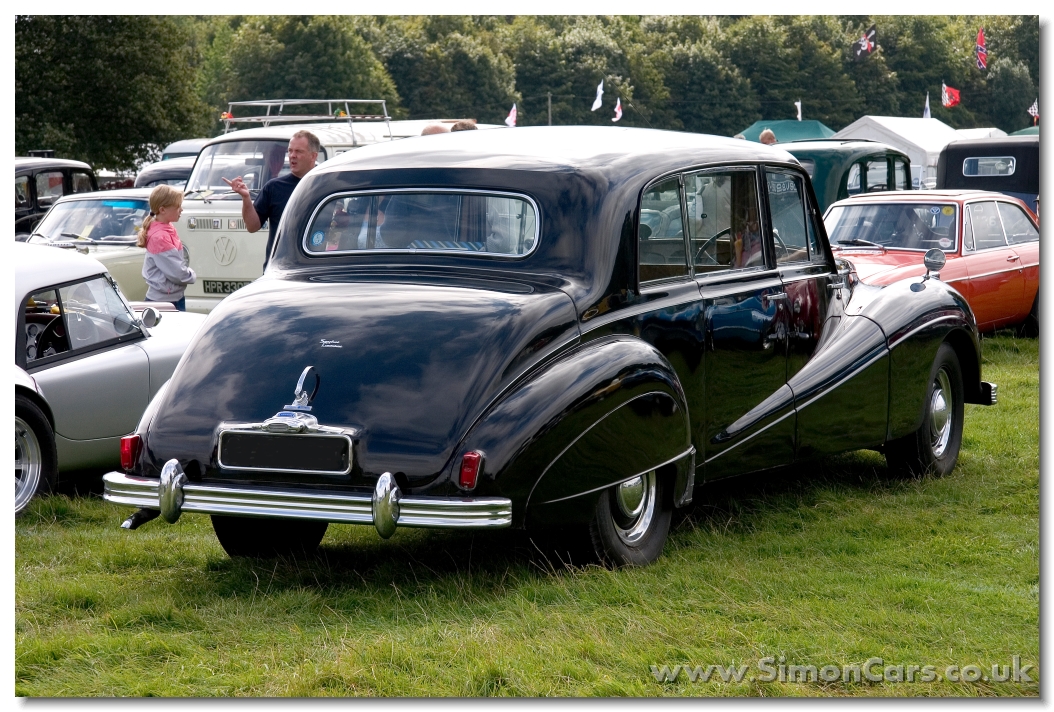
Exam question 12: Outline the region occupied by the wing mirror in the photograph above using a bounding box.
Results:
[923,248,946,280]
[140,307,162,328]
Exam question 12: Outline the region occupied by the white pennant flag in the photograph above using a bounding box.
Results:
[613,98,622,122]
[794,100,802,121]
[591,80,604,111]
[923,92,931,119]
[505,103,517,127]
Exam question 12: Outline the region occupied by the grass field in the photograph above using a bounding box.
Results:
[15,334,1038,697]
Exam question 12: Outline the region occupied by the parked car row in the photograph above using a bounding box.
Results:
[15,117,1035,572]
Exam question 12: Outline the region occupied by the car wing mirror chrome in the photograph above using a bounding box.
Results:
[140,307,162,328]
[922,248,946,281]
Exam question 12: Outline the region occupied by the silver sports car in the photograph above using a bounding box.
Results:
[14,243,206,514]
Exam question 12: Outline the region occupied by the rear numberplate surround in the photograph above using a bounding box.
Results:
[218,430,354,476]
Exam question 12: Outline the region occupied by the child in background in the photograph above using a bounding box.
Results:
[137,185,195,311]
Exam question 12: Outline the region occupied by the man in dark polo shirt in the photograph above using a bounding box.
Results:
[224,129,320,269]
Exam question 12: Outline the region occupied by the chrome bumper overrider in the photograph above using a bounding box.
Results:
[103,460,512,538]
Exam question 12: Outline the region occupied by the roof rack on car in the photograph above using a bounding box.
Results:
[221,99,393,143]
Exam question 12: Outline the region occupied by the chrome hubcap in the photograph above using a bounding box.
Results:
[613,470,656,545]
[15,417,42,513]
[929,369,953,458]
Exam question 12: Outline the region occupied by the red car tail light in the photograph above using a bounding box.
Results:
[459,450,484,490]
[120,435,142,471]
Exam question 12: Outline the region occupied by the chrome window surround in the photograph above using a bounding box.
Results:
[302,188,541,259]
[962,156,1016,177]
[216,421,357,476]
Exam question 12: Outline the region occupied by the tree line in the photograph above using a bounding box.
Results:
[15,15,1040,170]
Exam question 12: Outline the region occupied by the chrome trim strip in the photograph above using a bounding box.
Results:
[301,188,541,260]
[538,446,696,505]
[704,409,796,464]
[103,472,512,529]
[887,314,961,350]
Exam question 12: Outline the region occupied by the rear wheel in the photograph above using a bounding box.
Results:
[15,394,57,516]
[588,469,672,567]
[886,343,964,477]
[211,515,328,558]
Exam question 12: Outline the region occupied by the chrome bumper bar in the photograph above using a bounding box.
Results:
[103,460,512,538]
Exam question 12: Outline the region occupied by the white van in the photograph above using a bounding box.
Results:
[177,99,493,312]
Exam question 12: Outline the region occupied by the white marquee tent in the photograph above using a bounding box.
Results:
[832,116,1006,188]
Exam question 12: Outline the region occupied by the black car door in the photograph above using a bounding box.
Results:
[765,167,889,458]
[687,166,793,480]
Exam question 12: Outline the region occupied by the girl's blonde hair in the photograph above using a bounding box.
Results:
[136,185,184,247]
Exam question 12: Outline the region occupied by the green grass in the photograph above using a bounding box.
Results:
[16,334,1038,696]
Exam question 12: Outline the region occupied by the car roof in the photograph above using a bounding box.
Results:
[826,189,1027,210]
[202,120,506,149]
[781,139,908,157]
[313,125,797,177]
[53,187,154,203]
[14,242,108,300]
[162,138,211,153]
[15,157,93,172]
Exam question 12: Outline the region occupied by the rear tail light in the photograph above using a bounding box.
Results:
[459,450,484,490]
[120,434,142,471]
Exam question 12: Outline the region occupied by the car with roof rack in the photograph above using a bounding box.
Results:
[103,126,995,566]
[176,98,499,312]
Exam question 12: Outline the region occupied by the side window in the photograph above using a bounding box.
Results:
[846,163,862,196]
[865,158,888,192]
[72,171,94,193]
[685,170,761,272]
[35,171,65,207]
[639,177,688,282]
[26,277,140,364]
[16,176,29,208]
[765,170,810,265]
[962,205,976,252]
[25,290,64,362]
[968,202,1007,250]
[895,160,911,190]
[997,203,1039,245]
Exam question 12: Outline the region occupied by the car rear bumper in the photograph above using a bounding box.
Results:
[103,462,513,537]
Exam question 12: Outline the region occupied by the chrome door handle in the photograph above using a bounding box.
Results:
[767,292,788,300]
[1007,255,1021,262]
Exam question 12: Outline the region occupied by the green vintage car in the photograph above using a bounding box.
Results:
[781,140,914,212]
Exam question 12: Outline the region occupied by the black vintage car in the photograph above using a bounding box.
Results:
[937,135,1039,215]
[15,157,98,237]
[103,127,996,566]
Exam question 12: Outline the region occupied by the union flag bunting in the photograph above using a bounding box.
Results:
[941,83,961,108]
[975,27,987,70]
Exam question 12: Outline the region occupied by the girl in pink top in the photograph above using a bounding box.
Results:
[137,185,195,310]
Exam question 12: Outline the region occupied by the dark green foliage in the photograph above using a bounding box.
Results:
[15,16,211,170]
[14,14,1040,169]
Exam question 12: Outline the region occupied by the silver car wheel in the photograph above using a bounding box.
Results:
[613,470,657,546]
[15,416,43,513]
[929,368,953,458]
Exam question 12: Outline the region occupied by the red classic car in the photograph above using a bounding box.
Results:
[824,190,1039,334]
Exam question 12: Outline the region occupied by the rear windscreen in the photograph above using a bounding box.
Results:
[963,156,1016,177]
[304,191,538,257]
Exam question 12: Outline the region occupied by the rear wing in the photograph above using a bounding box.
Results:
[221,99,393,142]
